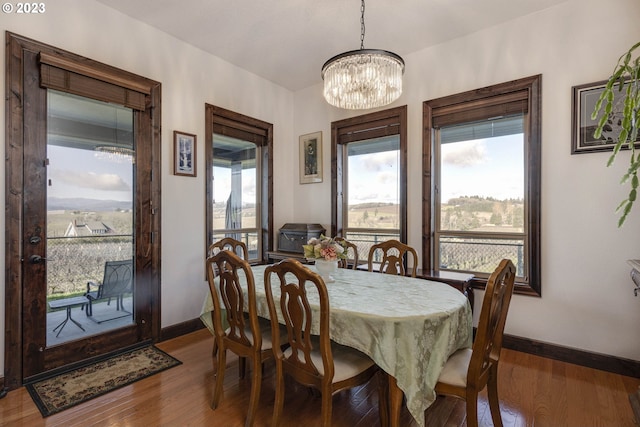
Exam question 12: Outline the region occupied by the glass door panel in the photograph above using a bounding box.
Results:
[46,90,135,346]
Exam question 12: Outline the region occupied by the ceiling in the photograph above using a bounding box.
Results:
[95,0,567,92]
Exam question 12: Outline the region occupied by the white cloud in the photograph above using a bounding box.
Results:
[377,171,397,185]
[51,169,130,192]
[362,151,398,171]
[442,140,487,167]
[242,174,256,200]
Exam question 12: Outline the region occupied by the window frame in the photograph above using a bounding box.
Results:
[331,105,408,243]
[422,76,541,296]
[205,104,273,264]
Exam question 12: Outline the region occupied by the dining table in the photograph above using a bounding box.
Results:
[200,263,472,427]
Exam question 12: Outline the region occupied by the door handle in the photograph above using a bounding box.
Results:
[29,255,46,264]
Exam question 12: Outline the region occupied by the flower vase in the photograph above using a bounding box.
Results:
[315,259,338,283]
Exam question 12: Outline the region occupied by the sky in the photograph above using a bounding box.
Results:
[46,132,522,209]
[46,89,134,205]
[346,133,524,206]
[213,166,257,206]
[440,134,524,202]
[47,145,133,203]
[348,150,399,205]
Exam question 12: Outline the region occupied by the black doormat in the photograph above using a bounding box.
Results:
[25,345,181,417]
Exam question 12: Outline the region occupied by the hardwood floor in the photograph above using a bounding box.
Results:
[1,328,638,426]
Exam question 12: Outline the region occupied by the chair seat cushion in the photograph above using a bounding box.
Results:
[226,317,284,351]
[437,347,472,388]
[255,317,280,350]
[284,337,374,382]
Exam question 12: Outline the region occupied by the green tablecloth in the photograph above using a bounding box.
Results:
[200,264,472,427]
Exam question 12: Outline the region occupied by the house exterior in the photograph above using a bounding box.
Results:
[64,220,117,237]
[1,0,640,383]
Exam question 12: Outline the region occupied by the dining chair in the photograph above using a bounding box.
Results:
[367,239,418,277]
[264,258,387,427]
[207,237,249,359]
[434,259,516,427]
[205,250,274,427]
[208,236,249,260]
[335,236,359,269]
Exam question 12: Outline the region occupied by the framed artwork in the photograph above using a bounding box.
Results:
[173,130,197,176]
[299,131,323,184]
[571,79,640,154]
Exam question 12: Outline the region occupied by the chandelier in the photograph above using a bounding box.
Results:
[95,145,134,163]
[94,109,134,163]
[321,0,405,110]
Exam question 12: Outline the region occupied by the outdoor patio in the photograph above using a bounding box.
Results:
[46,296,134,347]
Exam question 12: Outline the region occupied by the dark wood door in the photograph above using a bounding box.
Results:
[5,33,162,385]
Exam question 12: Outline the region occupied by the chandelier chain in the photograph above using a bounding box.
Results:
[360,0,365,50]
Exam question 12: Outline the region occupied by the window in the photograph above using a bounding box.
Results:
[205,105,273,263]
[331,106,407,259]
[423,76,541,296]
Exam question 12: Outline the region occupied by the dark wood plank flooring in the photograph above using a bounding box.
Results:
[1,328,638,426]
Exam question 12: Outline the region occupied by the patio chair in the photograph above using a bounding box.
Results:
[84,259,133,322]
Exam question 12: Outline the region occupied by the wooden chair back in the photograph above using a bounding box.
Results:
[468,258,516,388]
[206,249,270,426]
[434,258,516,427]
[264,258,383,427]
[367,239,418,277]
[335,237,359,269]
[208,236,249,260]
[265,258,333,385]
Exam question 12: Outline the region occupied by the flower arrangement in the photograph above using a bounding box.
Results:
[302,235,347,261]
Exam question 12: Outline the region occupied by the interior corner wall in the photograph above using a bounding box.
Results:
[292,0,640,361]
[0,0,296,376]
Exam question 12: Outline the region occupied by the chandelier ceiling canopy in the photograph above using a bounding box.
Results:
[321,0,405,110]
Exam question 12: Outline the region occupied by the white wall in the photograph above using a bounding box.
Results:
[0,0,296,374]
[2,0,640,379]
[293,0,640,361]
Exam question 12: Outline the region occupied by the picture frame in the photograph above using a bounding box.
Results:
[299,131,323,184]
[571,79,640,154]
[173,130,197,177]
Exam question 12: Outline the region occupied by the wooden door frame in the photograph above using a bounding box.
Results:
[4,32,162,390]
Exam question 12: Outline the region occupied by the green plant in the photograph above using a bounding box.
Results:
[592,41,640,226]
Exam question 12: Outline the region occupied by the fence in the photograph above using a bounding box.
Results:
[343,231,524,275]
[343,231,401,265]
[50,232,520,296]
[46,235,133,296]
[439,237,524,276]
